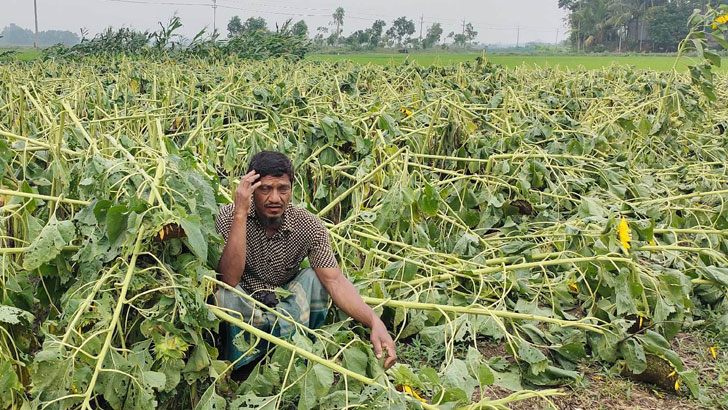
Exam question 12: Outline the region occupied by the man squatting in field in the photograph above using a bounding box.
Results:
[214,151,397,371]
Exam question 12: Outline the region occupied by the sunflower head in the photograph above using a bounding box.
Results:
[618,217,631,251]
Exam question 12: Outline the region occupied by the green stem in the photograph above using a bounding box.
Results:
[654,228,728,236]
[459,389,564,410]
[634,189,728,206]
[0,245,80,254]
[202,276,336,345]
[470,255,632,276]
[0,188,90,206]
[361,296,603,334]
[0,129,80,156]
[317,146,406,217]
[209,305,446,409]
[80,159,165,409]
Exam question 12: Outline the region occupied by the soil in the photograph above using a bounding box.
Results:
[471,332,727,410]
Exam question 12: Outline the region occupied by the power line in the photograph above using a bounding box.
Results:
[220,0,383,15]
[217,4,329,17]
[102,0,211,7]
[218,0,332,13]
[96,0,564,43]
[101,0,563,32]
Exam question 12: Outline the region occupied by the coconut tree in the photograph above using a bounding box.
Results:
[332,7,345,42]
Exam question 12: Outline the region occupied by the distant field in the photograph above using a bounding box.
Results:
[309,53,728,72]
[0,48,40,61]
[3,48,725,72]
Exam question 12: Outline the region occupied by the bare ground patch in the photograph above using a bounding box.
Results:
[472,331,727,409]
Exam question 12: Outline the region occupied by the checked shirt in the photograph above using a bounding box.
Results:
[214,202,338,295]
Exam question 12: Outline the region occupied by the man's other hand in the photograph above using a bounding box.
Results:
[370,319,397,369]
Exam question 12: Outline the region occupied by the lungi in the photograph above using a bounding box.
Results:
[217,268,329,368]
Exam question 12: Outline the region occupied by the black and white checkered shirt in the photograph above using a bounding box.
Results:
[214,202,339,294]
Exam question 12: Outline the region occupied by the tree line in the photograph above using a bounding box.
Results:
[559,0,728,52]
[3,7,481,52]
[227,8,479,50]
[0,24,79,47]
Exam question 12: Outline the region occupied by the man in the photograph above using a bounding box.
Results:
[215,151,397,371]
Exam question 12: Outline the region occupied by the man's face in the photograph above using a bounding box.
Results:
[252,174,292,221]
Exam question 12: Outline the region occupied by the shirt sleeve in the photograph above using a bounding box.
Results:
[308,218,339,269]
[214,203,234,243]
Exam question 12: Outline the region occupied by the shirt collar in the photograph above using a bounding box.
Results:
[248,202,292,233]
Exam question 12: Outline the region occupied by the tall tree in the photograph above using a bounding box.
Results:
[227,16,243,38]
[464,23,478,44]
[423,23,443,48]
[386,17,415,47]
[314,26,328,45]
[452,33,467,47]
[332,7,345,40]
[645,3,692,52]
[292,20,308,37]
[242,17,267,34]
[558,0,726,52]
[370,19,386,47]
[227,16,267,38]
[345,29,371,47]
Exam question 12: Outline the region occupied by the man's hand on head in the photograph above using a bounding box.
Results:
[370,318,397,369]
[234,170,261,217]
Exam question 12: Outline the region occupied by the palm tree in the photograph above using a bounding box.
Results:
[332,7,345,41]
[569,0,612,51]
[606,1,632,52]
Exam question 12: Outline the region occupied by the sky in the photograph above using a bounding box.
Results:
[1,0,569,45]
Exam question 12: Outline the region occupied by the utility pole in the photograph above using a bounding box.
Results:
[555,28,559,45]
[462,19,465,35]
[419,14,423,42]
[516,25,520,48]
[33,0,39,49]
[212,0,217,34]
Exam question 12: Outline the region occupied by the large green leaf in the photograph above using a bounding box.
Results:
[342,343,368,378]
[22,216,75,270]
[105,205,128,245]
[0,305,34,325]
[417,181,439,217]
[0,360,23,409]
[195,384,227,410]
[620,339,647,374]
[180,214,208,262]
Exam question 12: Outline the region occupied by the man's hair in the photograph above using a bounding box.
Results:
[247,151,294,183]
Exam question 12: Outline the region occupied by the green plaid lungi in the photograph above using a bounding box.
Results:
[217,268,329,368]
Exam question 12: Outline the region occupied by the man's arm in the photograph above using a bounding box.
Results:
[216,171,260,287]
[313,266,397,369]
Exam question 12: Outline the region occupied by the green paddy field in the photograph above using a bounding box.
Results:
[308,52,727,72]
[3,47,724,72]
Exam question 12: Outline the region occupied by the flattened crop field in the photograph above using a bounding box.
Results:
[1,54,728,409]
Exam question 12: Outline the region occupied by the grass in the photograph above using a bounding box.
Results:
[308,53,728,72]
[0,47,41,61]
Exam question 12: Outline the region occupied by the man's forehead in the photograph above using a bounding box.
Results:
[258,175,291,185]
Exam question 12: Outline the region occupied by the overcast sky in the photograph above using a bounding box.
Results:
[2,0,569,45]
